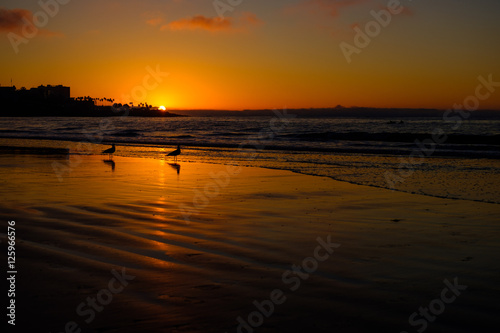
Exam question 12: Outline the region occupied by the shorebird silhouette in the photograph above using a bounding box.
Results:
[167,145,181,161]
[102,144,115,159]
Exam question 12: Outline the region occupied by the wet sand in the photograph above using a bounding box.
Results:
[0,153,499,332]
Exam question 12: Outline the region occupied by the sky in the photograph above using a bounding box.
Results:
[1,0,500,110]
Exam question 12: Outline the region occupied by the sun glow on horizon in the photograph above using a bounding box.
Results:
[159,106,166,111]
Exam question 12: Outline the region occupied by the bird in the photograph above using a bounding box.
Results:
[167,145,181,161]
[102,144,115,159]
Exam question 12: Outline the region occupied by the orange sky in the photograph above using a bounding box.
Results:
[1,0,500,110]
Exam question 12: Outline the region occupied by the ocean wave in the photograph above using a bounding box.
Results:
[208,132,251,137]
[0,117,499,159]
[167,135,195,139]
[280,131,500,145]
[112,130,141,137]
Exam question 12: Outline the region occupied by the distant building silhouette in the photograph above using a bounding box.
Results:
[32,85,70,100]
[0,84,70,102]
[0,84,72,116]
[0,84,184,117]
[0,86,16,102]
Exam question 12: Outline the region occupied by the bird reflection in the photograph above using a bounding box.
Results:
[168,163,180,175]
[103,159,116,171]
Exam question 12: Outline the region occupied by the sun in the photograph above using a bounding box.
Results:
[159,105,166,111]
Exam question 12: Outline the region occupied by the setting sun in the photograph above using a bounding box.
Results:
[159,106,166,111]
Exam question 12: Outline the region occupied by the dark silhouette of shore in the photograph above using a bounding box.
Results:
[1,85,499,118]
[0,85,186,117]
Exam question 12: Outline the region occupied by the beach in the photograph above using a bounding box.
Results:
[1,150,499,332]
[3,0,500,331]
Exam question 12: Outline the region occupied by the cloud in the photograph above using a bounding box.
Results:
[0,7,62,37]
[146,17,163,27]
[0,8,31,31]
[164,15,231,31]
[143,11,165,27]
[161,12,263,33]
[240,12,263,26]
[286,0,370,18]
[350,5,414,30]
[286,0,414,38]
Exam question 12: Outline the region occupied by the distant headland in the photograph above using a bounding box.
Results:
[170,107,500,119]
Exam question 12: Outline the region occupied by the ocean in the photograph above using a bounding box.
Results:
[0,115,499,203]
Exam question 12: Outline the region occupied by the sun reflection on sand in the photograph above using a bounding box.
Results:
[2,152,500,332]
[159,159,166,185]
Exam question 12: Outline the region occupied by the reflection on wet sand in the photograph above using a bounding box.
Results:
[168,163,180,175]
[3,153,500,333]
[103,159,116,171]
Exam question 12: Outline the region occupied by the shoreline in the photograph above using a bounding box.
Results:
[2,133,499,158]
[0,137,499,205]
[0,152,499,331]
